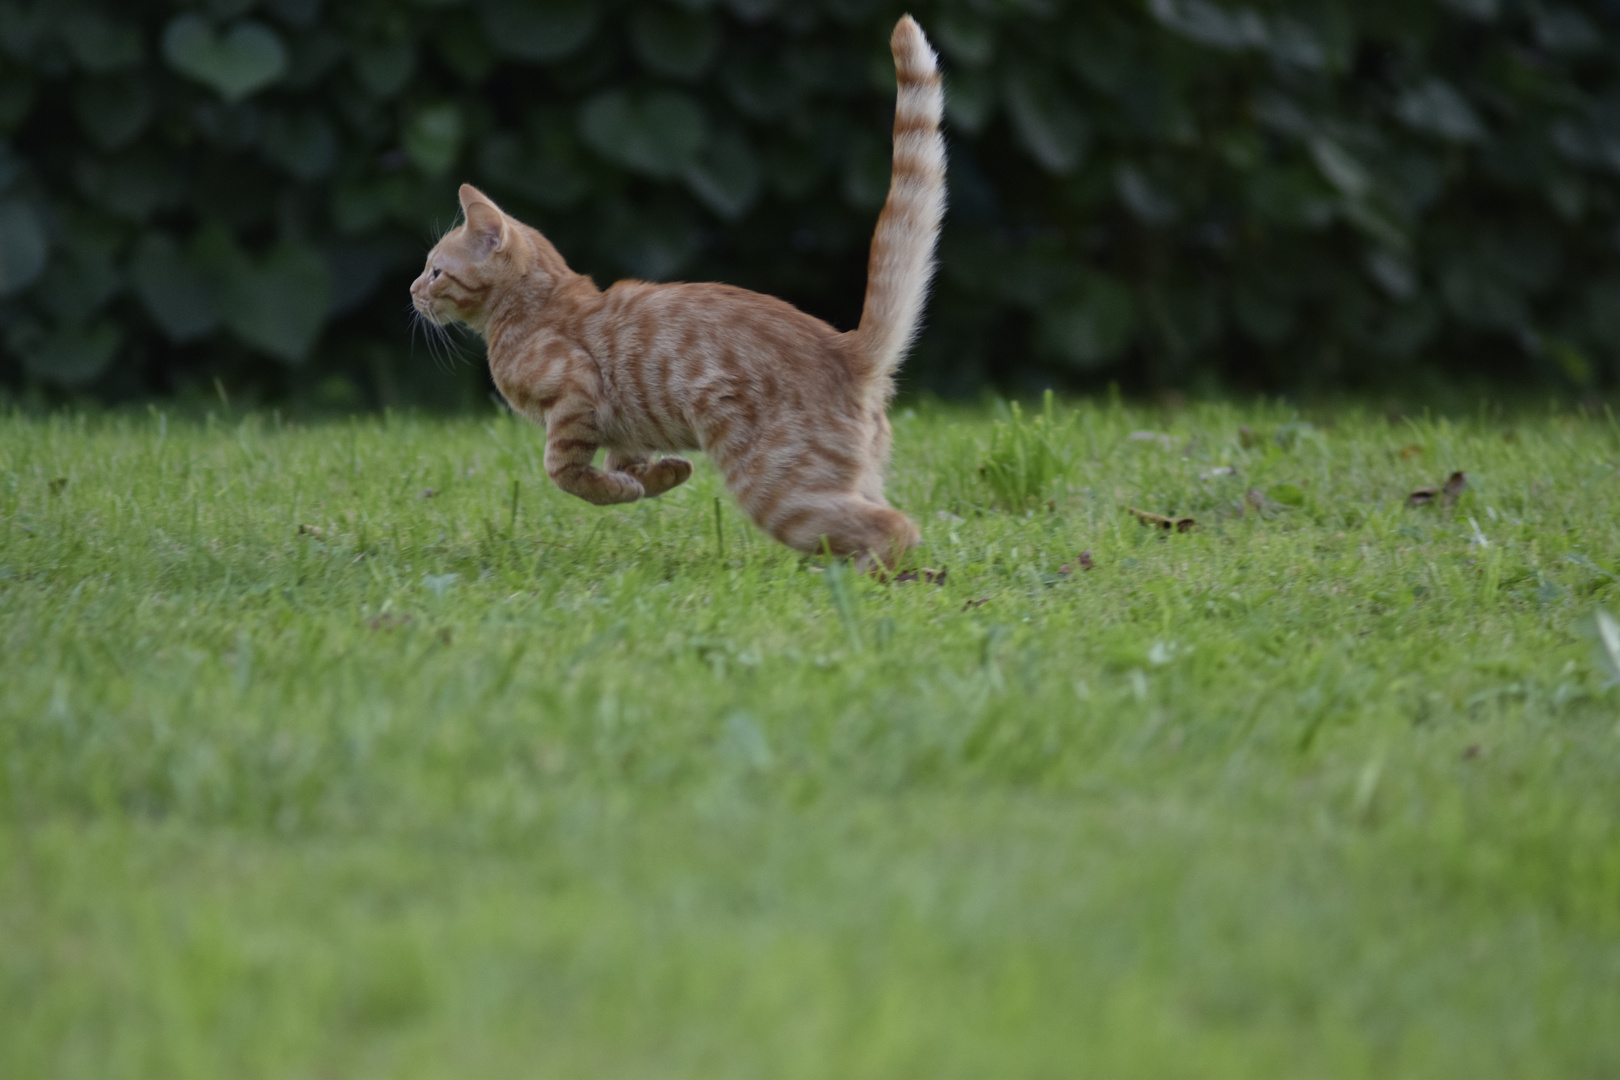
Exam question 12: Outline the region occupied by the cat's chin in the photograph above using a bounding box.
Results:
[421,306,472,331]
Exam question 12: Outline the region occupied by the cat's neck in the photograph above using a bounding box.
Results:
[481,227,599,351]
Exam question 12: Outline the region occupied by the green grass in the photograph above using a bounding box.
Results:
[2,397,1619,1078]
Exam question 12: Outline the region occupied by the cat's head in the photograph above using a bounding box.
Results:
[410,184,528,333]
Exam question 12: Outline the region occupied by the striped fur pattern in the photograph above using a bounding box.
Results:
[410,16,945,569]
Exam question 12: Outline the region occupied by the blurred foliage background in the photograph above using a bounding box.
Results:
[1,0,1618,406]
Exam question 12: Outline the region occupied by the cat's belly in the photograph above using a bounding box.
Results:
[602,407,699,454]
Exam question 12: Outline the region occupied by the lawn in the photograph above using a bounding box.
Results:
[2,396,1618,1078]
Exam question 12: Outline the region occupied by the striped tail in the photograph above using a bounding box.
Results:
[851,15,946,384]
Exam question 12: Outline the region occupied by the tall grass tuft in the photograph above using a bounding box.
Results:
[978,390,1073,510]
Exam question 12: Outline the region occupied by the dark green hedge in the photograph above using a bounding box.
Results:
[2,0,1618,403]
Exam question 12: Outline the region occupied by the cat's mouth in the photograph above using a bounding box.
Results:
[414,296,449,326]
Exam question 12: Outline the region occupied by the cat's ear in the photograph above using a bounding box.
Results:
[459,183,502,218]
[459,183,507,253]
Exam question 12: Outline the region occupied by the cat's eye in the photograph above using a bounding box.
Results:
[430,267,441,280]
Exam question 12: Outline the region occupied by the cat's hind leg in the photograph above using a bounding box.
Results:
[707,424,916,569]
[604,451,692,499]
[763,493,920,571]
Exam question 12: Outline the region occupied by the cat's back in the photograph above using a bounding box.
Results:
[590,280,857,390]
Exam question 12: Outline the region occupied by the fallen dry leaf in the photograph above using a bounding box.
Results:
[895,566,948,586]
[962,597,990,611]
[1408,471,1467,508]
[1441,471,1468,505]
[297,524,327,539]
[1398,443,1424,460]
[1128,507,1195,532]
[1059,550,1095,575]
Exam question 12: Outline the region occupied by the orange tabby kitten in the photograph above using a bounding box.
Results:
[410,16,945,569]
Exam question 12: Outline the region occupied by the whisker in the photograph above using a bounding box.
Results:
[433,319,475,370]
[430,322,458,375]
[407,304,456,375]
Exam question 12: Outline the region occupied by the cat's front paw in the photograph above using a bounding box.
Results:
[636,456,692,498]
[568,471,644,505]
[599,474,646,504]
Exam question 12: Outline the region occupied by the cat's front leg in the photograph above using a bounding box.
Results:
[604,451,693,499]
[544,399,644,505]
